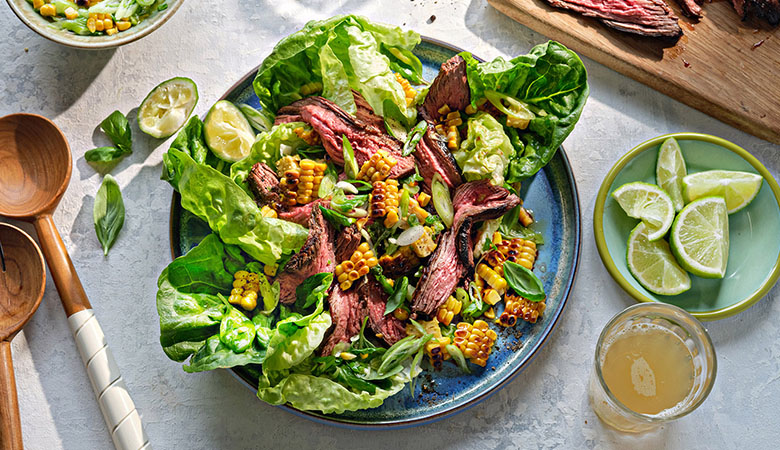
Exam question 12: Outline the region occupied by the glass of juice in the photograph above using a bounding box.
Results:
[589,303,716,432]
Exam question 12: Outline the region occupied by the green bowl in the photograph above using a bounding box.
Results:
[594,133,780,320]
[6,0,183,49]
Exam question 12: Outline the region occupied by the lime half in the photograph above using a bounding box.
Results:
[138,77,198,139]
[656,137,687,212]
[612,182,675,241]
[683,170,763,214]
[627,223,691,296]
[204,100,256,162]
[670,196,729,279]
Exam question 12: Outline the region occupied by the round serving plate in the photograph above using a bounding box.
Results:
[169,37,582,429]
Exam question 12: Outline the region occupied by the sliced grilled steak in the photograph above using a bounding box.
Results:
[735,0,780,24]
[544,0,683,38]
[277,198,330,226]
[412,181,520,315]
[320,286,365,356]
[353,91,386,134]
[674,0,702,18]
[414,125,463,191]
[276,207,336,303]
[334,225,362,262]
[275,96,415,178]
[422,55,470,121]
[361,277,406,345]
[247,162,281,207]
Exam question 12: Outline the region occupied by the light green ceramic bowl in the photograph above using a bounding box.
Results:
[6,0,183,49]
[594,133,780,320]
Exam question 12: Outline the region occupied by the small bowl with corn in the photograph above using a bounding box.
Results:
[7,0,184,49]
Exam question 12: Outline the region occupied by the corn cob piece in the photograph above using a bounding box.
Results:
[499,294,546,326]
[228,270,261,311]
[496,238,537,270]
[517,206,534,227]
[295,159,328,204]
[300,82,323,96]
[453,320,498,367]
[446,125,460,151]
[445,111,463,128]
[293,126,321,146]
[408,197,429,222]
[419,319,451,370]
[410,226,437,258]
[370,179,400,227]
[395,73,417,107]
[358,150,397,183]
[378,246,420,277]
[334,242,378,291]
[476,263,507,294]
[436,295,462,326]
[417,192,431,207]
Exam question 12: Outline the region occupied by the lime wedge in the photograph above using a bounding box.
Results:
[627,223,691,296]
[656,137,687,212]
[204,100,256,162]
[138,77,198,139]
[670,196,729,279]
[612,182,675,241]
[683,170,763,213]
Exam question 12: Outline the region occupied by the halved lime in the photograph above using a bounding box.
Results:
[656,137,687,212]
[138,77,198,139]
[204,100,256,162]
[670,196,729,279]
[683,170,763,214]
[612,182,675,241]
[626,223,691,296]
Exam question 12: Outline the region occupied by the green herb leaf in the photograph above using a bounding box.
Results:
[319,206,356,228]
[331,190,368,213]
[378,334,431,376]
[295,272,334,310]
[342,135,359,179]
[370,266,395,295]
[84,146,131,163]
[384,276,408,315]
[238,103,273,133]
[219,306,256,353]
[402,120,428,156]
[93,174,125,255]
[503,261,545,301]
[101,110,132,153]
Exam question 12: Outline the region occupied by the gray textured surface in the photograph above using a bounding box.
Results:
[1,1,779,449]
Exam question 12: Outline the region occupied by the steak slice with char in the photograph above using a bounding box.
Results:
[276,207,336,303]
[275,96,415,179]
[734,0,780,24]
[413,120,463,191]
[334,225,362,263]
[277,198,329,226]
[361,277,406,345]
[411,181,520,315]
[422,55,471,122]
[247,162,281,207]
[674,0,702,17]
[320,286,365,356]
[544,0,683,38]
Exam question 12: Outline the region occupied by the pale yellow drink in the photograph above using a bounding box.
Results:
[601,324,694,415]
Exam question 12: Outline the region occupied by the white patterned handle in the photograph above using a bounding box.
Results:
[68,309,151,450]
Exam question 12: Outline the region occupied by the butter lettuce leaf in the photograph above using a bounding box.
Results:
[263,312,332,372]
[454,112,515,185]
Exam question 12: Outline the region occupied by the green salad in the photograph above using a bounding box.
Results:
[157,15,588,414]
[27,0,168,36]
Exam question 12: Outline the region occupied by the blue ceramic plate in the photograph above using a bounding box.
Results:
[169,38,581,428]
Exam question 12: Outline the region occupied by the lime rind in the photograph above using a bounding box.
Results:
[656,137,687,212]
[682,170,763,214]
[138,77,199,139]
[670,196,729,279]
[612,181,675,241]
[626,222,691,296]
[203,100,256,163]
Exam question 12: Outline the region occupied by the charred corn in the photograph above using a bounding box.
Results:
[260,205,277,218]
[295,159,328,204]
[293,126,320,146]
[446,125,460,151]
[358,150,397,182]
[229,270,260,311]
[453,320,498,367]
[482,288,502,306]
[370,179,400,227]
[300,81,323,96]
[497,238,537,270]
[395,73,417,107]
[421,319,451,370]
[499,293,546,326]
[517,206,534,227]
[476,263,507,294]
[408,197,429,222]
[411,226,437,258]
[378,246,420,277]
[335,242,378,290]
[436,295,462,326]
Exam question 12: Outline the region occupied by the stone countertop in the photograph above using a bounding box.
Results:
[1,1,779,449]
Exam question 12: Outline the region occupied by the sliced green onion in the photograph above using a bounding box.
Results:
[342,135,359,179]
[431,174,453,228]
[402,120,428,156]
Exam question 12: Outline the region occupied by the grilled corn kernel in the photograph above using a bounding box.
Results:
[446,125,460,151]
[492,231,503,245]
[500,294,546,326]
[477,263,507,294]
[39,3,56,16]
[95,18,104,31]
[280,158,327,205]
[437,104,451,117]
[263,264,278,277]
[300,81,323,96]
[436,295,463,326]
[293,126,321,146]
[116,20,131,31]
[445,111,463,128]
[410,226,437,258]
[395,73,417,107]
[434,123,446,136]
[260,205,278,218]
[32,0,44,8]
[408,197,429,222]
[417,192,431,207]
[370,179,400,227]
[335,243,378,290]
[483,288,502,306]
[358,150,397,183]
[496,238,537,270]
[517,206,534,227]
[64,7,79,19]
[464,104,477,115]
[393,308,409,321]
[232,270,262,311]
[484,307,496,320]
[453,320,498,367]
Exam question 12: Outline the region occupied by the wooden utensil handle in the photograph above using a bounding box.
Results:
[69,310,150,450]
[33,214,91,316]
[0,341,23,450]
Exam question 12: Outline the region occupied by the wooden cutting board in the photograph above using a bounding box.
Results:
[488,0,780,144]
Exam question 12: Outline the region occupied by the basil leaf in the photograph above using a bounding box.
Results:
[343,179,373,192]
[219,306,256,353]
[402,120,428,156]
[101,110,132,153]
[342,135,359,179]
[319,205,356,228]
[331,190,368,213]
[93,174,125,255]
[384,276,408,316]
[370,266,395,295]
[295,272,333,310]
[84,146,130,163]
[503,261,545,301]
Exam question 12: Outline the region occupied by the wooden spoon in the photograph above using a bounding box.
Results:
[0,223,45,450]
[0,114,150,450]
